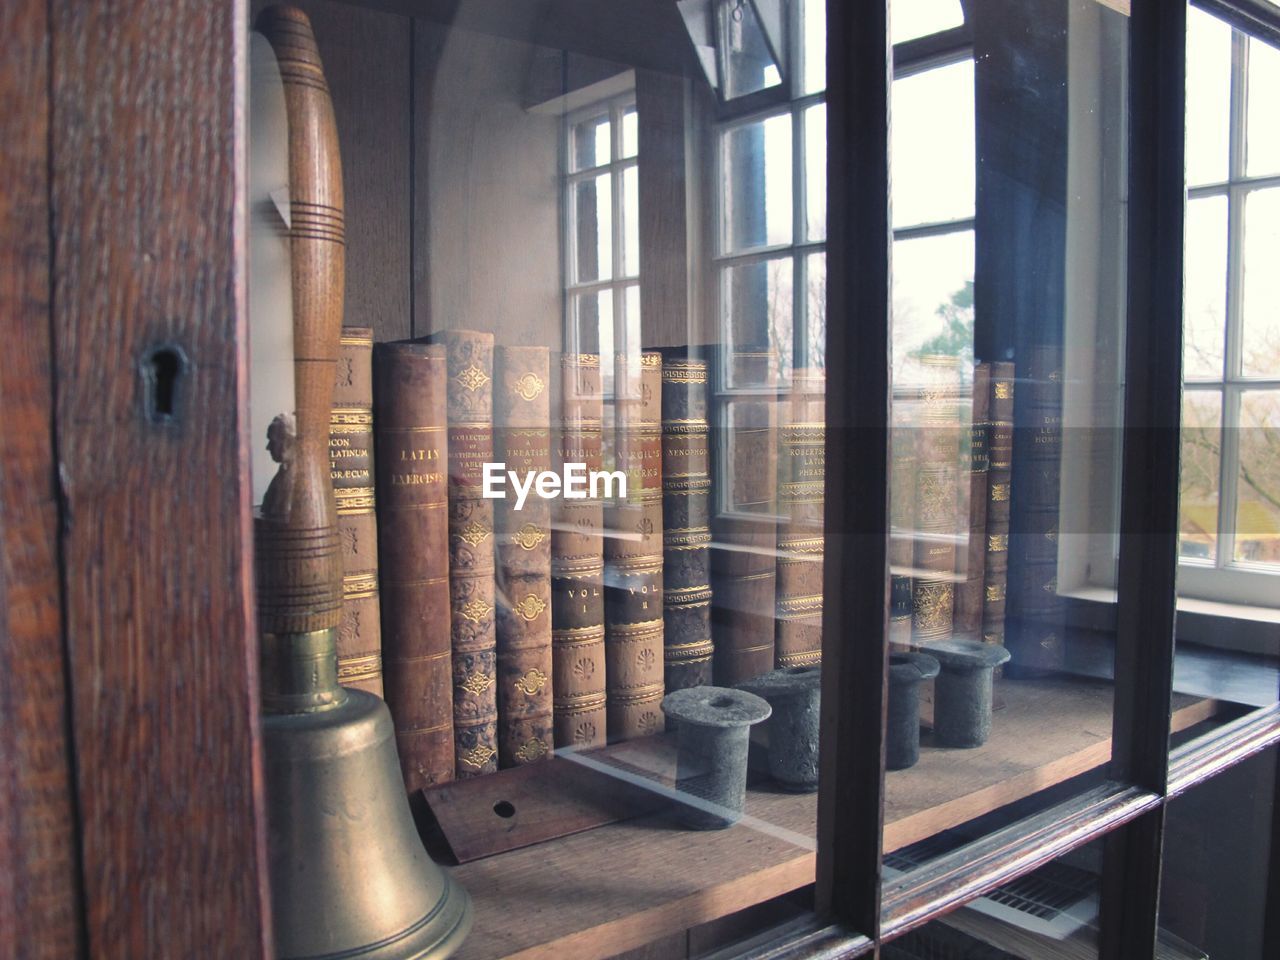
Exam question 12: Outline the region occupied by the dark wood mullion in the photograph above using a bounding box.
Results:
[814,0,890,939]
[723,921,875,959]
[1168,703,1280,796]
[1099,0,1188,957]
[1194,0,1280,50]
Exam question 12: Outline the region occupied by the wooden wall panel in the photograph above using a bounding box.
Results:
[49,1,271,956]
[0,0,84,956]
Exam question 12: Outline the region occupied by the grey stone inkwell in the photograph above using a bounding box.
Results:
[928,639,1011,748]
[737,666,822,792]
[661,686,772,829]
[887,651,940,770]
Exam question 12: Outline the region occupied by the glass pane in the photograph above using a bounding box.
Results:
[621,104,638,159]
[890,0,966,47]
[721,255,794,387]
[891,58,975,227]
[1180,391,1222,562]
[1235,390,1280,564]
[1185,5,1231,187]
[1184,195,1228,380]
[800,0,826,95]
[572,172,612,283]
[720,112,793,252]
[804,251,826,370]
[1241,187,1280,378]
[1159,747,1276,960]
[718,0,783,99]
[892,230,975,384]
[804,102,827,242]
[571,112,610,171]
[1246,35,1280,177]
[572,289,615,395]
[622,164,640,277]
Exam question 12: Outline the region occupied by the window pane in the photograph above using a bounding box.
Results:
[572,172,612,283]
[892,230,974,384]
[718,0,783,99]
[572,289,614,394]
[1246,35,1280,177]
[800,0,826,95]
[721,256,793,387]
[1241,187,1280,377]
[1186,5,1231,187]
[622,164,640,277]
[1180,391,1223,562]
[721,113,793,252]
[1184,195,1228,380]
[891,59,975,227]
[570,112,610,171]
[620,104,638,159]
[890,0,965,47]
[1235,390,1280,564]
[804,102,826,242]
[804,251,826,370]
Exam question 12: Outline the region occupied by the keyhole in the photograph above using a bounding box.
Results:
[144,346,185,421]
[493,800,515,819]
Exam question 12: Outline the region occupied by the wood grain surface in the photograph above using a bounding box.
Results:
[0,0,83,956]
[49,0,271,955]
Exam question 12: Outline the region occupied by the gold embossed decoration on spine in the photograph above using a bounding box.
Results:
[605,351,665,740]
[430,330,500,778]
[775,368,826,667]
[981,360,1015,647]
[953,361,991,637]
[331,326,384,697]
[494,346,555,766]
[552,353,608,748]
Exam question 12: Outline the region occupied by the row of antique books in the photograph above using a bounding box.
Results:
[328,328,826,791]
[890,357,1016,650]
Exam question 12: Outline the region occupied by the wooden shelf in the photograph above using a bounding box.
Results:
[449,679,1217,960]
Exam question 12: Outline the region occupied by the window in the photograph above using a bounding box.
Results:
[1180,4,1280,606]
[564,92,639,397]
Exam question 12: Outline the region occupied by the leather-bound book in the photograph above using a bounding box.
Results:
[659,348,713,691]
[708,347,779,684]
[981,361,1015,647]
[953,361,991,636]
[428,329,499,778]
[494,346,554,765]
[552,353,607,749]
[775,369,825,667]
[604,350,666,740]
[372,340,454,790]
[330,326,384,697]
[911,355,963,645]
[889,402,916,647]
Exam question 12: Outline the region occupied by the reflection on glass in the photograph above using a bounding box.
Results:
[721,113,793,251]
[622,283,641,364]
[573,173,612,283]
[1186,5,1231,187]
[891,58,975,227]
[574,288,614,393]
[891,231,974,383]
[1246,35,1280,177]
[621,105,638,159]
[571,112,610,171]
[1180,391,1222,562]
[805,251,826,370]
[718,0,783,99]
[890,0,965,47]
[722,255,793,386]
[1241,187,1280,377]
[800,0,826,95]
[805,102,826,241]
[622,164,640,277]
[1184,196,1228,380]
[1236,391,1280,564]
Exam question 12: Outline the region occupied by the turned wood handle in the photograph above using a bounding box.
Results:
[255,5,346,635]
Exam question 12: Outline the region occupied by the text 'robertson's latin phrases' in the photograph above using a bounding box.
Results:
[482,463,626,510]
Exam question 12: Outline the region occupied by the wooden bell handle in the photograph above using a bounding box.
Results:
[255,5,345,636]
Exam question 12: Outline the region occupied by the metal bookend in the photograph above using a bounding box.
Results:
[252,8,471,958]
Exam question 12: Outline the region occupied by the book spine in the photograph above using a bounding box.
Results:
[330,326,384,697]
[911,355,963,645]
[430,329,499,778]
[710,349,778,685]
[494,346,554,765]
[890,403,916,647]
[605,351,666,741]
[981,361,1015,646]
[953,361,991,636]
[552,353,607,748]
[372,340,454,790]
[775,369,825,667]
[660,350,713,691]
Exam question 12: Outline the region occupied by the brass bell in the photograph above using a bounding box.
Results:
[251,7,472,957]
